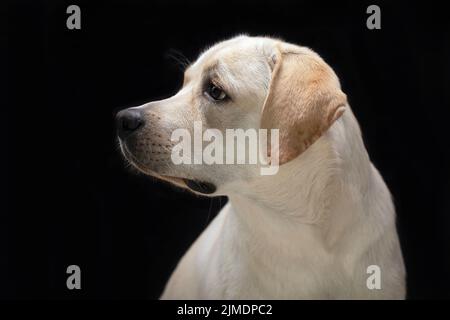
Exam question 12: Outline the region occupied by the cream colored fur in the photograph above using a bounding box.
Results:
[119,35,406,299]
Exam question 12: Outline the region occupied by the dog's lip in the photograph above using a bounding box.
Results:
[120,144,215,194]
[158,174,186,187]
[158,175,216,194]
[147,174,216,195]
[182,179,217,194]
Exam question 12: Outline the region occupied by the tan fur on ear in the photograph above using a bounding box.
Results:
[261,44,347,165]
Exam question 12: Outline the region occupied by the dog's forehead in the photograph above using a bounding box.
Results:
[187,36,272,77]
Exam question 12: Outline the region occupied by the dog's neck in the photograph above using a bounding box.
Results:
[226,110,372,249]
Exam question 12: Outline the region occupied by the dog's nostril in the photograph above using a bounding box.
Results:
[116,109,145,139]
[121,115,141,131]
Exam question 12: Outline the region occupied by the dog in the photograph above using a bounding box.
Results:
[116,35,406,299]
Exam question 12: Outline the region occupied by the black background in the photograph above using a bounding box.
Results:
[3,0,450,299]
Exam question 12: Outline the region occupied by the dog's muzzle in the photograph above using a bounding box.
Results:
[115,108,217,195]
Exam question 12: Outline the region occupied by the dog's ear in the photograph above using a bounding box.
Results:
[261,45,347,165]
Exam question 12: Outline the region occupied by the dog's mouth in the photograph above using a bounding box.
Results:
[144,171,217,195]
[158,175,217,195]
[153,174,217,195]
[160,176,216,195]
[119,142,216,195]
[182,179,216,194]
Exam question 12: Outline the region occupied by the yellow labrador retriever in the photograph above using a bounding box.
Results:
[116,36,406,299]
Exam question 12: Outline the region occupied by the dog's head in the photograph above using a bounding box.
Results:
[116,35,347,195]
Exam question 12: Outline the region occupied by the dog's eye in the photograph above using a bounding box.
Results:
[206,83,227,101]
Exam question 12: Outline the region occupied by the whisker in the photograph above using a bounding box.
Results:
[165,49,191,71]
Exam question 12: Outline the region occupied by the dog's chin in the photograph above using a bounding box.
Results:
[120,144,216,195]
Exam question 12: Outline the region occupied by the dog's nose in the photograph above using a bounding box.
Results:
[116,109,145,139]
